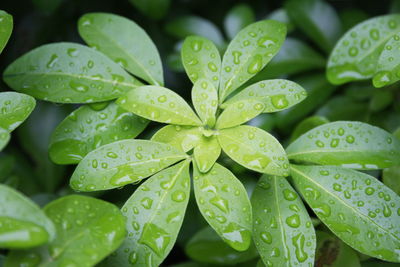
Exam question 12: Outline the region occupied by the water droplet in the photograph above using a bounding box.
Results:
[191,40,203,52]
[232,51,242,64]
[292,233,308,262]
[346,135,355,144]
[46,54,59,68]
[158,95,167,103]
[247,54,263,74]
[141,197,153,209]
[208,62,218,72]
[69,80,89,93]
[139,223,171,256]
[365,187,375,195]
[171,190,186,202]
[271,94,289,109]
[210,196,229,213]
[286,214,301,228]
[283,189,297,201]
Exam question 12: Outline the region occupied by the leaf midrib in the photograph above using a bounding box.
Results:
[291,166,400,242]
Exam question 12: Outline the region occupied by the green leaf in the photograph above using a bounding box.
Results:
[222,79,307,113]
[49,102,148,164]
[185,227,258,265]
[151,125,202,152]
[327,14,400,85]
[373,34,400,87]
[289,116,329,143]
[108,160,191,267]
[383,166,400,195]
[315,230,361,267]
[290,165,400,262]
[182,37,221,90]
[191,79,218,126]
[287,121,400,169]
[251,175,316,266]
[216,99,265,129]
[193,163,252,251]
[0,10,13,54]
[70,139,187,191]
[3,42,141,103]
[339,8,369,31]
[78,13,163,86]
[369,90,393,112]
[285,0,341,53]
[275,73,336,131]
[32,0,62,14]
[218,125,289,176]
[267,9,294,33]
[224,4,255,40]
[0,128,10,151]
[219,20,287,102]
[0,92,35,132]
[194,136,221,173]
[0,184,55,248]
[248,38,325,80]
[117,86,202,126]
[5,195,126,267]
[316,96,369,122]
[128,0,170,20]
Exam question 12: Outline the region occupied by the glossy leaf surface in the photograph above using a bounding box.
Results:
[182,37,221,89]
[193,163,252,251]
[327,14,400,85]
[218,125,289,176]
[373,33,400,87]
[252,175,316,266]
[6,195,126,267]
[109,160,191,266]
[193,136,221,173]
[291,165,400,262]
[0,184,55,248]
[0,128,10,151]
[185,227,258,265]
[287,121,400,169]
[224,4,255,40]
[216,99,264,129]
[191,79,218,127]
[78,13,163,85]
[70,140,187,191]
[0,92,36,132]
[289,116,329,143]
[117,86,202,126]
[0,10,12,54]
[49,102,148,164]
[222,79,307,113]
[128,0,170,20]
[285,0,341,53]
[219,20,286,102]
[151,125,202,152]
[3,43,140,103]
[383,166,400,195]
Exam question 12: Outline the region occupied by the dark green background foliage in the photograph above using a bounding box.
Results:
[1,0,400,266]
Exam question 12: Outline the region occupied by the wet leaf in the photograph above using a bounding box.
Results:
[193,136,221,173]
[216,99,265,129]
[78,13,163,85]
[222,79,307,113]
[285,0,341,53]
[117,86,202,126]
[218,125,289,176]
[182,37,221,89]
[287,121,400,169]
[224,4,255,40]
[0,10,12,54]
[3,43,141,103]
[165,16,224,48]
[291,165,400,262]
[0,184,55,249]
[315,230,361,267]
[185,227,258,265]
[0,92,35,132]
[289,115,329,143]
[49,102,148,164]
[193,163,252,251]
[327,14,400,85]
[267,9,294,33]
[191,79,218,127]
[70,139,187,191]
[383,166,400,195]
[373,33,400,87]
[128,0,170,20]
[252,175,316,266]
[151,125,202,152]
[5,195,126,267]
[108,160,191,267]
[219,20,286,102]
[0,128,10,151]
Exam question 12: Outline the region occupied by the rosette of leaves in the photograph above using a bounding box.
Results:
[67,19,313,266]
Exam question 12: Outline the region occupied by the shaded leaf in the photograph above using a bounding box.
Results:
[291,165,400,262]
[0,10,13,54]
[49,102,148,164]
[218,125,289,176]
[252,175,316,266]
[151,125,202,152]
[373,34,400,87]
[383,166,400,195]
[219,20,287,102]
[267,9,294,32]
[128,0,170,20]
[79,13,163,85]
[3,43,141,103]
[193,136,221,173]
[117,86,202,126]
[287,121,400,169]
[224,4,255,40]
[191,79,218,126]
[70,140,187,191]
[0,92,35,132]
[0,128,10,151]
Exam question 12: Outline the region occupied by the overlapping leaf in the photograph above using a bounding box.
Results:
[0,10,13,54]
[193,136,221,173]
[191,79,218,126]
[151,125,202,152]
